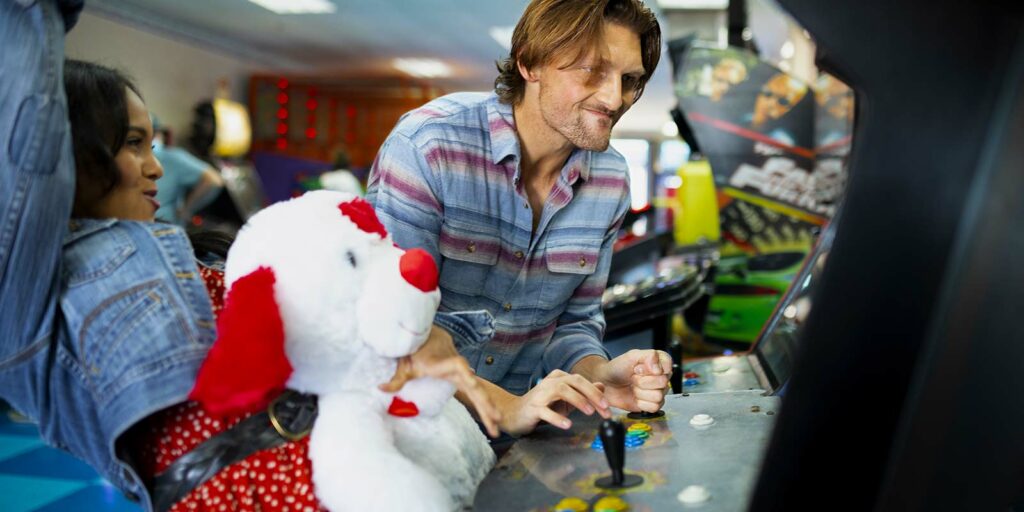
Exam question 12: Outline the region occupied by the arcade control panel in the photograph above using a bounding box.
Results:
[474,390,780,511]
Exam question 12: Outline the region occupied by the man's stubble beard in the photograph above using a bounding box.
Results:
[538,83,620,152]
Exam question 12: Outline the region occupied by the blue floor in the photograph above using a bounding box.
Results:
[0,412,141,512]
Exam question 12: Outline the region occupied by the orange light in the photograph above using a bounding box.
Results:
[276,123,288,135]
[276,138,288,150]
[305,127,317,139]
[276,92,289,104]
[306,98,318,110]
[277,78,289,89]
[276,107,288,120]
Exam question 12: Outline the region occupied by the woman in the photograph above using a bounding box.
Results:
[0,4,497,507]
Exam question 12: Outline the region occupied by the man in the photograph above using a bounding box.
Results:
[151,121,225,226]
[369,0,672,437]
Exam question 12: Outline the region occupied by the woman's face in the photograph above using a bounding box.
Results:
[84,87,164,221]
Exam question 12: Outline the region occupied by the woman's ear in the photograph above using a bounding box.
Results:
[189,266,292,417]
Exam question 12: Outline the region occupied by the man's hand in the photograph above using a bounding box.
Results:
[493,370,612,436]
[379,325,501,438]
[577,350,672,413]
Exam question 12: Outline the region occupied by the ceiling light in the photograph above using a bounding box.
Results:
[247,0,335,14]
[656,0,728,9]
[489,26,514,51]
[392,58,452,79]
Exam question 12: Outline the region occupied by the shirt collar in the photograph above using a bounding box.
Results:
[486,93,519,166]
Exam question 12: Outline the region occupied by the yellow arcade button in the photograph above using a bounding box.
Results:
[552,496,589,512]
[627,423,652,432]
[593,495,630,512]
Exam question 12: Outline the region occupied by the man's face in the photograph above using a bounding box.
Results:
[534,22,645,152]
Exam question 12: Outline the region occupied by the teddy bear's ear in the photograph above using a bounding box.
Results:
[189,266,293,417]
[338,197,387,239]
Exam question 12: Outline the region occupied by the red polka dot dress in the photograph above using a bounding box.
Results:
[136,265,325,511]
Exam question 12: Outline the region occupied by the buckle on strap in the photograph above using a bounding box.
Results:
[268,390,318,441]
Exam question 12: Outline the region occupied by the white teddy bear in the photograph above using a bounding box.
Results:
[189,190,496,511]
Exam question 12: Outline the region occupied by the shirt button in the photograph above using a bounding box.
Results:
[503,303,512,312]
[467,242,476,253]
[485,356,495,365]
[514,250,524,260]
[579,257,587,267]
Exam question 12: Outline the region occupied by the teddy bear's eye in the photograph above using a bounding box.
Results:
[346,251,357,267]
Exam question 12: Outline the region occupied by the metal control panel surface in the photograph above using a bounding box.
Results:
[474,390,779,511]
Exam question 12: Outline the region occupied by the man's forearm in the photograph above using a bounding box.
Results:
[571,354,610,383]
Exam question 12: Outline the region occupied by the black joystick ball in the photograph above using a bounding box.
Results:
[595,419,643,489]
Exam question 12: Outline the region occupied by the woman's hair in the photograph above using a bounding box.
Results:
[494,0,662,105]
[64,59,143,215]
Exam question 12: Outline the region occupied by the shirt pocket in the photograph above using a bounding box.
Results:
[438,219,500,297]
[74,278,195,405]
[537,237,601,310]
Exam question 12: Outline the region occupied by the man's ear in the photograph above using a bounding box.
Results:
[517,59,539,83]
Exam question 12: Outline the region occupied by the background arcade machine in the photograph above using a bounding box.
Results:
[669,37,850,352]
[188,98,267,233]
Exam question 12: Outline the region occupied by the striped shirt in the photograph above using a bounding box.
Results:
[367,92,630,395]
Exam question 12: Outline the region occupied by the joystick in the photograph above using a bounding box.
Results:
[595,419,644,489]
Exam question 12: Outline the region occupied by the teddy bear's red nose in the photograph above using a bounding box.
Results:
[399,248,439,292]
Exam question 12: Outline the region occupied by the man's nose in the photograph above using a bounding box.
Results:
[594,74,624,113]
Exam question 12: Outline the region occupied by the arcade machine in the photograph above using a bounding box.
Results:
[474,214,836,512]
[190,98,267,233]
[476,1,1024,510]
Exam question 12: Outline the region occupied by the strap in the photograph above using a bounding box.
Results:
[149,390,317,512]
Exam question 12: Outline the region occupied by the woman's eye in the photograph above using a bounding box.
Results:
[346,251,357,267]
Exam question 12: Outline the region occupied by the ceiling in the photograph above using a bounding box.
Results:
[82,0,722,136]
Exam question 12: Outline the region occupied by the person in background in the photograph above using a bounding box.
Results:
[319,147,365,196]
[151,117,225,225]
[368,0,673,437]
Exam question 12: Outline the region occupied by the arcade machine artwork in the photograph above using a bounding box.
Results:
[674,43,852,345]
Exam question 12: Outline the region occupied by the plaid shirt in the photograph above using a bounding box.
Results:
[367,92,629,395]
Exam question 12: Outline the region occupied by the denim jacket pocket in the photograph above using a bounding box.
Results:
[73,278,195,406]
[438,219,500,296]
[537,237,601,309]
[63,223,135,288]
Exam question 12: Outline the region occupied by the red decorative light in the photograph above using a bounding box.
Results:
[276,123,288,135]
[276,92,289,104]
[306,98,318,110]
[305,127,317,139]
[346,106,357,118]
[276,138,288,150]
[277,78,289,89]
[345,132,356,144]
[276,108,288,120]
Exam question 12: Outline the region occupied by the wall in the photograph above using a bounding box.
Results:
[64,11,265,140]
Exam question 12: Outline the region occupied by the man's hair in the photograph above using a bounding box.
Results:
[494,0,661,105]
